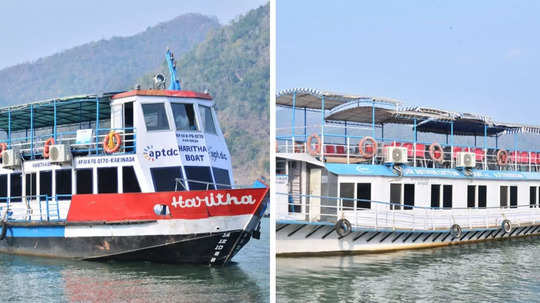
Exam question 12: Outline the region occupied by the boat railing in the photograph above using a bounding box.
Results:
[277,192,540,232]
[277,133,538,172]
[3,127,136,159]
[0,194,72,223]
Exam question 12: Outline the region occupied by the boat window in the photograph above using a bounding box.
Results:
[151,166,184,192]
[184,166,215,190]
[122,166,141,193]
[478,185,487,208]
[212,167,231,189]
[0,175,6,200]
[510,186,518,208]
[276,159,286,175]
[431,184,440,208]
[55,169,72,200]
[390,183,401,210]
[339,183,355,209]
[25,173,36,197]
[530,187,537,208]
[467,185,476,208]
[500,186,508,208]
[39,171,52,199]
[10,173,22,202]
[443,185,452,209]
[200,105,217,134]
[356,183,371,209]
[76,169,93,194]
[142,103,170,131]
[97,167,118,194]
[403,184,414,210]
[171,103,197,131]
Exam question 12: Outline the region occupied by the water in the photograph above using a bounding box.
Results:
[0,218,269,303]
[277,236,540,302]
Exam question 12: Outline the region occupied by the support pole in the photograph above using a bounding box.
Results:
[371,100,375,138]
[450,122,454,168]
[95,97,100,154]
[7,109,11,147]
[53,99,57,141]
[413,119,417,167]
[291,92,296,151]
[304,107,307,141]
[483,125,487,170]
[30,104,34,159]
[321,96,325,161]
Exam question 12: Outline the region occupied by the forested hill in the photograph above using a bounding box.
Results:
[140,4,269,184]
[0,14,219,104]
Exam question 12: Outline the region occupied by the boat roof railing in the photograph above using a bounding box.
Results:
[278,87,540,137]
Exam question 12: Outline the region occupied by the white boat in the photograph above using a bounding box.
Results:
[276,88,540,256]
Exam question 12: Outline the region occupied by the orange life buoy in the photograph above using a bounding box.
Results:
[43,137,55,158]
[497,149,508,166]
[307,134,321,156]
[358,136,378,158]
[429,142,444,163]
[103,131,122,154]
[0,143,7,156]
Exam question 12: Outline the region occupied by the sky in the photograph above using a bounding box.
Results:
[277,1,540,125]
[0,0,267,70]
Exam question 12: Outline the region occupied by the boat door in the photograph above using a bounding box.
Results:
[308,167,321,221]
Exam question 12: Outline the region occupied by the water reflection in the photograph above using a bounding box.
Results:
[278,237,540,302]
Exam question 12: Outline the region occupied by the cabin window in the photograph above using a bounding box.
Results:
[122,166,141,193]
[212,167,231,189]
[478,186,487,208]
[390,183,401,210]
[76,169,93,194]
[171,103,197,131]
[339,183,355,209]
[276,159,286,175]
[530,187,537,208]
[356,183,371,209]
[431,184,440,208]
[142,103,170,131]
[403,184,414,210]
[55,169,72,200]
[500,186,508,208]
[200,105,217,134]
[151,166,184,192]
[184,166,215,190]
[443,185,453,209]
[467,185,476,208]
[510,186,518,208]
[39,171,52,199]
[97,167,118,194]
[10,173,22,202]
[25,173,36,197]
[0,175,7,201]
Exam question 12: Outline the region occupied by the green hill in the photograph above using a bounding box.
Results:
[140,4,269,184]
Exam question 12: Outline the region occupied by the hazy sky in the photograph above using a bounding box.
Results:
[0,0,267,69]
[277,1,540,124]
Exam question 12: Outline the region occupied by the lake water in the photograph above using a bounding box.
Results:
[277,236,540,302]
[0,218,269,303]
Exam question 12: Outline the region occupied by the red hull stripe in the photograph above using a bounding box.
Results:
[112,90,213,100]
[66,187,268,222]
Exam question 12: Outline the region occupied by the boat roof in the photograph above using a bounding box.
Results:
[278,87,540,136]
[112,89,212,100]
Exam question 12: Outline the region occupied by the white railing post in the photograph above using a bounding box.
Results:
[346,137,350,164]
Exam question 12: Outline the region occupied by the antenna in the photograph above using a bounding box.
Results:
[166,48,181,91]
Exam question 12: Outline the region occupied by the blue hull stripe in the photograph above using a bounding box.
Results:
[6,226,65,238]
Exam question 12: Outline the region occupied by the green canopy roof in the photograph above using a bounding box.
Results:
[0,92,121,132]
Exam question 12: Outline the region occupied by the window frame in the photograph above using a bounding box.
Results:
[141,102,172,132]
[170,102,200,132]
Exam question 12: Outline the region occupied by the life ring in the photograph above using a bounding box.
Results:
[496,150,508,166]
[358,136,378,158]
[0,143,7,156]
[103,131,122,154]
[306,134,321,156]
[450,224,462,239]
[501,219,512,234]
[43,137,55,158]
[429,143,444,163]
[335,219,352,237]
[0,221,7,240]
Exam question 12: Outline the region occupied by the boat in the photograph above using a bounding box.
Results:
[276,88,540,256]
[0,50,268,265]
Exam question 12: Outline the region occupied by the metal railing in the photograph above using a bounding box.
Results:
[0,194,72,222]
[277,192,540,231]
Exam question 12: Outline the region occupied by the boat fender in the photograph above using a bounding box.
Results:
[0,221,7,240]
[501,219,512,234]
[450,224,462,239]
[43,137,55,158]
[306,134,321,156]
[429,142,444,163]
[358,136,378,159]
[336,219,352,237]
[103,131,122,154]
[496,150,508,166]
